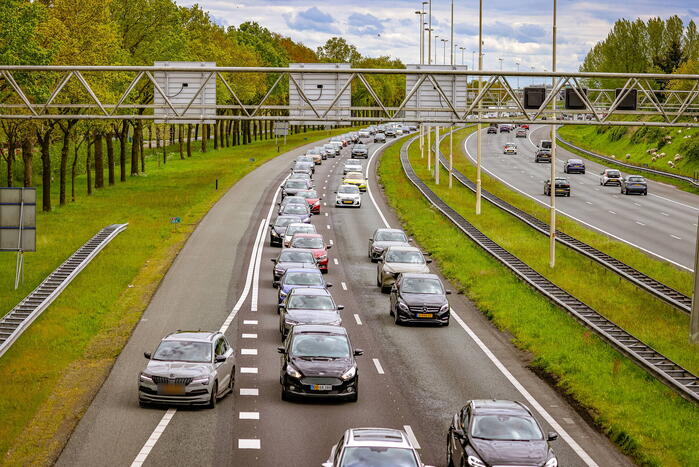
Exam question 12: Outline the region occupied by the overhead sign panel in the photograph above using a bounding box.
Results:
[153,61,217,124]
[0,187,36,251]
[405,64,468,125]
[289,63,351,126]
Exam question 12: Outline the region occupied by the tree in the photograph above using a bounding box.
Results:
[317,37,361,63]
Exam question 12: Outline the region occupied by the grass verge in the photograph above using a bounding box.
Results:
[378,137,699,467]
[0,128,345,465]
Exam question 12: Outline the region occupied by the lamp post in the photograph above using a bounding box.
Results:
[428,0,432,64]
[515,60,520,90]
[441,38,448,64]
[415,10,423,65]
[476,0,483,215]
[450,0,454,66]
[434,35,440,64]
[460,47,465,65]
[472,50,475,72]
[549,0,558,268]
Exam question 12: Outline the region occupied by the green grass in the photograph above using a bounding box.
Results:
[378,137,699,467]
[0,127,346,466]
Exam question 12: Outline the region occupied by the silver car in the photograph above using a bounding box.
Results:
[322,427,434,467]
[377,246,431,292]
[368,228,410,262]
[139,331,236,408]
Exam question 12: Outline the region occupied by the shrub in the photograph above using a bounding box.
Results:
[608,126,628,142]
[679,137,699,162]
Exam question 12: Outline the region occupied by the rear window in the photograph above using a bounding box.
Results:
[292,237,324,249]
[607,170,621,178]
[627,176,645,182]
[279,250,315,263]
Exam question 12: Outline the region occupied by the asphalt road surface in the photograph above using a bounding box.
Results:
[463,125,699,271]
[57,133,632,467]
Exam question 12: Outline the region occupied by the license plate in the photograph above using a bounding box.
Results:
[310,384,332,391]
[343,200,353,204]
[631,184,642,187]
[158,383,185,395]
[417,313,433,318]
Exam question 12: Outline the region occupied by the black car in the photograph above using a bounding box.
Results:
[374,132,386,143]
[278,288,343,339]
[535,149,551,163]
[385,128,397,137]
[499,125,511,133]
[278,325,362,402]
[544,177,570,197]
[447,400,558,467]
[620,175,648,195]
[389,273,451,326]
[563,158,585,174]
[269,215,305,247]
[351,144,369,159]
[271,248,317,282]
[281,179,312,198]
[487,126,497,134]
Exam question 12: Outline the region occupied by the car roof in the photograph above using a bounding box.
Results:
[399,272,440,280]
[470,399,532,415]
[286,222,313,228]
[338,184,359,189]
[279,247,315,256]
[375,228,405,234]
[291,324,347,335]
[164,331,219,342]
[285,267,322,274]
[288,287,331,297]
[276,215,303,222]
[385,245,421,252]
[345,428,412,448]
[292,233,323,240]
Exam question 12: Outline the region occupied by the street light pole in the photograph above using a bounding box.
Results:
[450,0,454,66]
[476,0,483,215]
[421,2,428,64]
[460,47,465,65]
[441,38,448,65]
[415,10,423,65]
[515,61,520,90]
[434,35,439,65]
[549,0,558,268]
[428,0,432,65]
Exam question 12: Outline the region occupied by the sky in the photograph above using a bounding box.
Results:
[181,0,698,72]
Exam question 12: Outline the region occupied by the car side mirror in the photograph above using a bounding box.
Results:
[369,238,373,241]
[271,258,277,263]
[269,223,274,227]
[144,352,151,359]
[215,355,227,363]
[277,346,286,354]
[326,244,332,249]
[452,428,465,439]
[547,432,558,441]
[326,283,333,288]
[353,349,364,356]
[446,290,452,295]
[408,238,413,242]
[337,305,345,310]
[334,191,338,194]
[273,281,280,288]
[278,303,286,309]
[426,259,433,263]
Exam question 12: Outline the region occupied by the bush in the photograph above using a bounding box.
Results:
[630,126,666,146]
[679,137,699,162]
[608,126,628,142]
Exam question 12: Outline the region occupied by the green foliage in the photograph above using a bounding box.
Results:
[607,126,628,142]
[679,137,699,162]
[317,37,361,63]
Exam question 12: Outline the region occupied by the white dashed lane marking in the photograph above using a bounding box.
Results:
[636,221,645,226]
[671,234,682,240]
[241,349,258,355]
[661,212,669,216]
[239,412,260,420]
[238,439,260,449]
[240,388,258,396]
[341,282,347,290]
[354,314,362,325]
[326,224,331,229]
[243,320,258,325]
[241,333,258,339]
[241,367,258,374]
[333,258,339,265]
[372,358,385,374]
[403,425,421,449]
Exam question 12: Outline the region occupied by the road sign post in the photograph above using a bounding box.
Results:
[0,187,37,289]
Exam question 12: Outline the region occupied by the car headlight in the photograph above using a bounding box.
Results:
[271,229,281,237]
[192,375,210,385]
[544,458,558,467]
[467,456,486,467]
[284,317,299,326]
[398,300,409,311]
[139,372,153,383]
[318,254,328,261]
[286,365,302,379]
[340,365,357,381]
[440,303,449,311]
[330,318,342,326]
[313,201,320,206]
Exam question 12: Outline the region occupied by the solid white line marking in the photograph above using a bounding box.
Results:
[354,314,362,325]
[324,212,328,217]
[241,333,258,339]
[243,320,258,325]
[241,348,258,355]
[130,408,176,467]
[365,140,395,228]
[671,234,682,240]
[341,282,347,290]
[372,358,385,374]
[239,412,260,420]
[608,210,616,215]
[636,221,645,226]
[238,439,260,449]
[240,388,258,396]
[241,367,258,374]
[649,193,699,211]
[329,239,334,245]
[450,311,598,467]
[661,212,669,216]
[585,201,592,205]
[326,224,331,229]
[403,425,421,449]
[333,258,339,265]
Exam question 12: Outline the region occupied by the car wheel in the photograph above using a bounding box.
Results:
[394,308,402,325]
[644,190,648,196]
[207,382,218,409]
[381,285,391,294]
[281,386,290,401]
[228,368,235,393]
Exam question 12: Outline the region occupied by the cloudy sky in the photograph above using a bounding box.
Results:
[181,0,698,72]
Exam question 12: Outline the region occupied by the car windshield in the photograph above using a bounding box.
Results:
[402,278,443,294]
[375,231,408,242]
[291,334,350,358]
[288,294,335,310]
[297,190,318,199]
[286,180,306,189]
[385,250,424,264]
[346,173,363,180]
[275,217,297,227]
[471,414,544,441]
[607,170,621,177]
[279,250,315,263]
[339,186,360,194]
[283,197,305,205]
[284,272,324,286]
[324,144,335,149]
[627,176,645,182]
[339,447,419,467]
[292,237,324,249]
[152,341,211,363]
[297,156,313,162]
[283,205,308,215]
[354,144,367,150]
[555,178,569,184]
[286,225,315,236]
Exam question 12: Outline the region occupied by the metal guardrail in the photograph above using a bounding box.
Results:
[556,133,699,188]
[398,136,699,404]
[0,224,128,359]
[432,128,692,314]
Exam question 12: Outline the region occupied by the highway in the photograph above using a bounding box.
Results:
[57,134,632,467]
[463,125,699,271]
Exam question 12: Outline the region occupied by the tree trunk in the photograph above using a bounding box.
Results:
[179,124,184,159]
[187,124,192,157]
[59,129,70,205]
[37,128,53,212]
[21,137,33,187]
[155,125,160,149]
[148,125,152,149]
[106,132,115,185]
[202,125,207,152]
[194,124,199,145]
[5,140,16,187]
[118,121,127,182]
[138,122,145,172]
[213,121,219,150]
[162,125,167,165]
[130,122,139,175]
[94,132,104,188]
[71,138,80,202]
[86,140,92,195]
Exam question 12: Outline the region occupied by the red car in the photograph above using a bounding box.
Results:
[289,233,331,272]
[297,189,321,214]
[520,124,529,129]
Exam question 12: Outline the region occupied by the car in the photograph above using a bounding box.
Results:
[269,215,305,247]
[368,228,410,262]
[292,161,314,176]
[389,273,451,326]
[308,152,323,165]
[385,128,397,137]
[271,248,317,282]
[289,233,332,273]
[296,189,322,214]
[503,143,517,155]
[487,126,497,134]
[520,123,530,129]
[335,184,361,208]
[278,325,362,402]
[535,149,551,163]
[321,148,334,159]
[323,427,433,467]
[278,196,307,215]
[447,400,558,467]
[296,155,314,164]
[374,132,386,143]
[358,129,370,138]
[343,160,363,175]
[283,222,317,248]
[279,288,343,339]
[515,128,527,138]
[279,202,312,223]
[324,143,340,158]
[351,143,369,159]
[539,139,552,150]
[139,331,235,408]
[342,171,367,192]
[563,158,585,174]
[281,178,313,198]
[621,175,648,195]
[544,177,570,197]
[499,125,511,133]
[275,268,331,307]
[600,168,623,186]
[377,246,431,292]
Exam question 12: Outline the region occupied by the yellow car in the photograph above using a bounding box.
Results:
[342,171,367,192]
